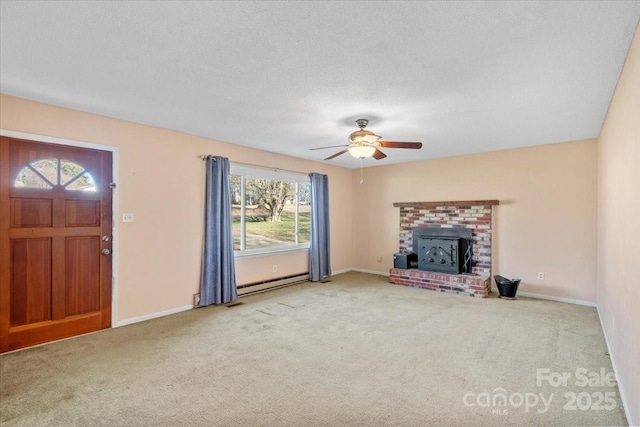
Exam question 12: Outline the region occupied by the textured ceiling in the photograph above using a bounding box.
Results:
[1,1,639,168]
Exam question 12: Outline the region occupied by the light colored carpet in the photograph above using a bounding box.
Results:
[0,272,627,426]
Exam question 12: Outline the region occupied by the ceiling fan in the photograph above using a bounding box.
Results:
[310,119,423,161]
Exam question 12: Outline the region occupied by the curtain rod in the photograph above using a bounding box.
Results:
[199,156,310,177]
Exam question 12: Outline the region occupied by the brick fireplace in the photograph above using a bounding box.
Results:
[389,200,499,297]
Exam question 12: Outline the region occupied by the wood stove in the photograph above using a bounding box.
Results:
[412,227,473,274]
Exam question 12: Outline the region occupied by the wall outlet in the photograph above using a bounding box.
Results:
[272,265,278,272]
[537,272,545,280]
[122,213,134,223]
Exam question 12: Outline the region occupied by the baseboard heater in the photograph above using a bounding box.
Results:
[237,273,310,297]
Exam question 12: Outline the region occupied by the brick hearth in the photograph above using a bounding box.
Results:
[389,268,491,298]
[390,200,499,298]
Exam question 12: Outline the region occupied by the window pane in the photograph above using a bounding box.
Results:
[14,167,53,189]
[244,177,296,250]
[230,164,311,255]
[298,183,311,243]
[30,158,58,185]
[231,175,242,250]
[65,172,97,191]
[60,160,85,185]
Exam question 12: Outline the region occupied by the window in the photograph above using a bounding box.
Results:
[15,158,96,191]
[231,164,310,256]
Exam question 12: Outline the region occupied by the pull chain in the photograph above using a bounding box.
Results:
[360,158,364,184]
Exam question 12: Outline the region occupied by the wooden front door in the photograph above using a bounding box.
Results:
[0,136,113,352]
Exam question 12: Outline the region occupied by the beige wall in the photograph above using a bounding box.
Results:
[597,23,640,426]
[0,94,353,321]
[351,140,598,302]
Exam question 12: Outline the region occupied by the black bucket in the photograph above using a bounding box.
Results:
[494,275,520,300]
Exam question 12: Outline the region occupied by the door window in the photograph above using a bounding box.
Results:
[15,158,96,191]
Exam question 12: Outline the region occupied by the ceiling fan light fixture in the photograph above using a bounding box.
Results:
[348,145,376,158]
[312,118,422,161]
[349,129,381,144]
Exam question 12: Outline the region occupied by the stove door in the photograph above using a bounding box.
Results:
[417,238,460,273]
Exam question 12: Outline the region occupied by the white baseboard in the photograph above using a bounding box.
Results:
[597,307,633,426]
[344,271,600,304]
[333,267,388,276]
[341,267,390,277]
[512,290,597,307]
[115,305,192,327]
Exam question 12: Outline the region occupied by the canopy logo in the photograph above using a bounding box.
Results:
[463,389,553,415]
[463,367,619,416]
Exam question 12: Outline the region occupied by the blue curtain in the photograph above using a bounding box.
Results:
[199,156,237,306]
[309,173,331,282]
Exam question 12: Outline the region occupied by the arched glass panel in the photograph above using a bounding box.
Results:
[14,158,97,192]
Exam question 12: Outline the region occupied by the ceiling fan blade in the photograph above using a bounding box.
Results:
[372,148,387,160]
[379,141,423,149]
[324,149,348,160]
[310,144,349,151]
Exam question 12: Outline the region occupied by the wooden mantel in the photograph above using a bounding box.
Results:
[393,200,500,208]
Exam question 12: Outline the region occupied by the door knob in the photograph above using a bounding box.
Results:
[101,248,111,255]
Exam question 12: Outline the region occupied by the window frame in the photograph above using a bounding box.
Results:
[230,164,311,258]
